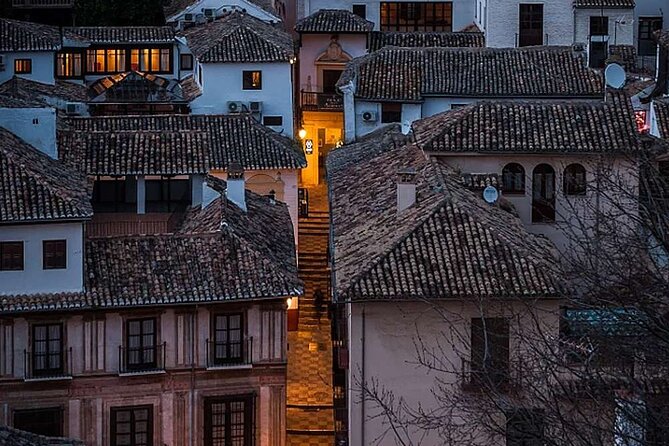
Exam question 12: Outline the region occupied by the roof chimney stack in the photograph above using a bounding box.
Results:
[397,167,417,213]
[226,162,247,212]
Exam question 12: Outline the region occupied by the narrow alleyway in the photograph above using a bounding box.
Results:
[287,185,336,446]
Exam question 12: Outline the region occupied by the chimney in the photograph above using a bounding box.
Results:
[397,167,417,213]
[226,162,247,211]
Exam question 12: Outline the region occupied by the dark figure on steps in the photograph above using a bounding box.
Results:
[313,288,325,324]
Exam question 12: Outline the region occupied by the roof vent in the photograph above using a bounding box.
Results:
[397,167,417,213]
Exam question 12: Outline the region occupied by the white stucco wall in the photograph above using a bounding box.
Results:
[0,107,57,158]
[299,0,475,31]
[190,62,294,136]
[433,154,639,253]
[0,222,85,295]
[573,8,634,47]
[347,299,561,446]
[649,100,662,139]
[484,0,573,48]
[166,0,280,23]
[298,34,367,93]
[0,51,55,85]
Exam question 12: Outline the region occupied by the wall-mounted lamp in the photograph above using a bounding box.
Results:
[298,128,307,139]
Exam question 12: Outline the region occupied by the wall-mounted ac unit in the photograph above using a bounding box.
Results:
[65,102,85,116]
[249,101,262,114]
[183,13,194,22]
[203,8,216,18]
[227,101,244,113]
[362,111,377,122]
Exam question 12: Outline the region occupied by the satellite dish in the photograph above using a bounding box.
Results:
[483,185,499,204]
[605,63,626,90]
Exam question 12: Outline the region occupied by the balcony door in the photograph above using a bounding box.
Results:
[126,318,157,371]
[471,318,510,388]
[322,69,343,94]
[532,164,556,223]
[518,4,543,46]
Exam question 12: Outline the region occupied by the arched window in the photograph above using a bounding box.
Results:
[502,163,525,194]
[563,164,586,196]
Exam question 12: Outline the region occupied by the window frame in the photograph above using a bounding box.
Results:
[379,2,453,32]
[55,51,83,79]
[204,395,254,446]
[211,313,244,365]
[31,323,64,377]
[563,163,587,196]
[501,162,526,195]
[125,317,158,371]
[85,46,173,75]
[242,70,263,90]
[518,3,544,47]
[0,241,24,271]
[470,317,510,388]
[180,53,194,71]
[589,16,609,36]
[43,239,67,270]
[110,405,153,446]
[352,4,367,18]
[381,102,402,123]
[14,58,32,74]
[13,407,63,437]
[638,17,663,56]
[262,116,283,126]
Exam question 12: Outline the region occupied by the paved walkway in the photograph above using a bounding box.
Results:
[287,184,335,446]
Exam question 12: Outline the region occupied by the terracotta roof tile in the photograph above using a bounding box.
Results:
[295,9,373,33]
[655,99,669,140]
[0,18,62,52]
[63,26,175,44]
[413,93,640,154]
[328,127,560,301]
[369,31,484,51]
[0,77,88,106]
[181,12,293,63]
[179,74,203,101]
[573,0,635,7]
[608,45,637,71]
[88,71,186,103]
[58,114,306,175]
[0,426,83,446]
[339,46,603,101]
[0,127,92,224]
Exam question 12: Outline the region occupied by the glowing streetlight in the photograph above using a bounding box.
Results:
[298,128,307,140]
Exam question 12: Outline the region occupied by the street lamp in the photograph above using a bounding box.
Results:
[298,128,307,140]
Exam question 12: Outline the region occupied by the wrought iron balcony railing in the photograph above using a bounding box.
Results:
[24,347,72,380]
[118,342,166,374]
[300,91,343,112]
[206,337,253,368]
[12,0,74,8]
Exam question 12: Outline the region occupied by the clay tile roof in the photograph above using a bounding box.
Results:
[327,127,560,301]
[0,18,62,52]
[0,76,88,106]
[295,9,373,33]
[368,31,484,51]
[88,71,185,103]
[412,93,640,154]
[179,74,203,101]
[338,46,603,101]
[657,30,669,48]
[655,99,669,140]
[63,26,175,44]
[58,114,305,175]
[608,45,636,71]
[0,127,93,224]
[181,12,293,63]
[573,0,635,7]
[0,426,84,446]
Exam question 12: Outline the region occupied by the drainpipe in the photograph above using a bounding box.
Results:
[361,304,366,446]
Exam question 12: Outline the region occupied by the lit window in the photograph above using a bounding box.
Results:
[56,52,82,78]
[86,49,125,73]
[563,163,587,196]
[635,110,649,133]
[380,2,452,31]
[243,70,262,90]
[14,59,32,74]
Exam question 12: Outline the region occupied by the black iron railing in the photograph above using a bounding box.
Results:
[206,337,253,368]
[24,347,72,380]
[301,91,343,111]
[118,342,166,374]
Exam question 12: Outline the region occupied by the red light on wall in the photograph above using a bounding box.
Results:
[635,110,649,133]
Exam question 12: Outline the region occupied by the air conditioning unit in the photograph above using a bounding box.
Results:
[203,8,216,19]
[65,102,85,116]
[361,111,377,122]
[183,13,194,22]
[249,101,262,114]
[227,101,244,113]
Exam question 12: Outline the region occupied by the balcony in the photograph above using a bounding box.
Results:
[301,91,343,112]
[87,211,184,237]
[118,343,166,375]
[206,337,253,369]
[24,348,72,381]
[11,0,73,8]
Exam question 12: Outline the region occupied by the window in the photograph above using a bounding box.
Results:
[590,16,608,36]
[55,52,82,78]
[563,163,586,196]
[14,58,32,74]
[86,49,126,73]
[506,408,545,446]
[518,4,543,47]
[470,318,510,388]
[243,70,262,90]
[111,406,153,446]
[263,116,283,126]
[589,41,608,68]
[32,323,64,376]
[638,17,663,56]
[502,163,525,195]
[204,396,254,446]
[211,314,243,365]
[352,4,367,18]
[322,69,343,94]
[380,2,452,32]
[381,102,402,123]
[0,241,23,271]
[532,164,556,223]
[43,240,67,270]
[14,408,63,437]
[125,318,157,371]
[180,53,193,71]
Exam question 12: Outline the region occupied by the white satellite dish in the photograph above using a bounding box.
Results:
[605,63,626,90]
[483,185,499,204]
